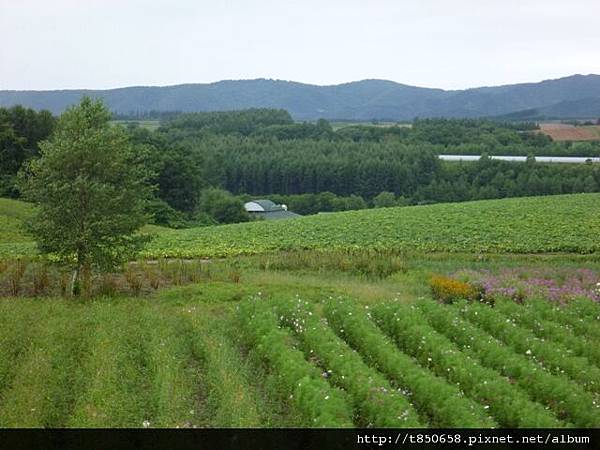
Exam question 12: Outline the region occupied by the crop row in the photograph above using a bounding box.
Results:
[416,299,600,427]
[371,302,562,427]
[323,298,496,427]
[494,299,600,367]
[529,298,600,342]
[237,298,354,427]
[273,298,423,427]
[456,301,600,393]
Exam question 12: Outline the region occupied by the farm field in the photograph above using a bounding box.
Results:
[0,264,598,428]
[539,123,600,141]
[4,193,600,259]
[145,193,600,257]
[1,193,600,428]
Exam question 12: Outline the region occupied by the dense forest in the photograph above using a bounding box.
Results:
[0,106,56,197]
[3,105,600,226]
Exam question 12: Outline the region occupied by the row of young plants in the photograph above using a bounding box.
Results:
[526,298,600,342]
[456,301,600,393]
[323,298,496,427]
[273,297,423,427]
[371,302,562,427]
[416,299,600,427]
[494,299,600,368]
[237,298,354,427]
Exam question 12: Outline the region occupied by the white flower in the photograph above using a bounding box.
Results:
[525,349,532,355]
[142,420,150,428]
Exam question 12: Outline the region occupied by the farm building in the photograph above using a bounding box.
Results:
[244,199,301,220]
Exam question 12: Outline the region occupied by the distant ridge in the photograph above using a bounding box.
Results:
[1,74,600,121]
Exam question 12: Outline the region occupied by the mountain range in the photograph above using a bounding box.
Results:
[1,74,600,121]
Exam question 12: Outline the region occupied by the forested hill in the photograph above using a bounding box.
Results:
[1,74,600,121]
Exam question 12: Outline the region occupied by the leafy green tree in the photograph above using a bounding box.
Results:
[196,188,250,224]
[20,97,153,294]
[373,191,397,208]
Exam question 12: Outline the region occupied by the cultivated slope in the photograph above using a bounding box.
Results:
[3,194,599,259]
[145,194,600,258]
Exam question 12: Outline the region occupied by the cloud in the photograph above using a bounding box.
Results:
[1,0,598,90]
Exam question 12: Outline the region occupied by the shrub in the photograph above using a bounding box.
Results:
[430,275,479,304]
[196,188,250,224]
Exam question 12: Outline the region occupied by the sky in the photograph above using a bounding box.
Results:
[1,0,599,91]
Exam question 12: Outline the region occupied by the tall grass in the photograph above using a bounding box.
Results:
[69,302,156,427]
[0,301,90,427]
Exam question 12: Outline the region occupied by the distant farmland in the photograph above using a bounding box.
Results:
[539,123,600,141]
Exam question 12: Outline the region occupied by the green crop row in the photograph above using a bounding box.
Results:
[274,298,423,427]
[457,301,600,393]
[371,302,562,427]
[323,298,496,427]
[521,299,600,341]
[416,299,600,427]
[237,298,354,427]
[494,299,600,368]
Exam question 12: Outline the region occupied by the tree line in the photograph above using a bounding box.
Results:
[4,105,600,227]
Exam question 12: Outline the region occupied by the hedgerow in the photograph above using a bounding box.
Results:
[417,299,600,427]
[238,298,354,427]
[371,302,562,428]
[274,298,423,427]
[323,298,496,427]
[494,299,600,368]
[457,301,600,393]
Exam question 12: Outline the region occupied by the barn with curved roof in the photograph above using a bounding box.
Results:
[243,199,301,220]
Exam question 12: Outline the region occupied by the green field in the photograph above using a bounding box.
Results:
[5,193,600,259]
[144,194,600,258]
[0,277,598,427]
[1,194,599,427]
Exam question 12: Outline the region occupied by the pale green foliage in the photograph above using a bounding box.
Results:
[20,97,152,271]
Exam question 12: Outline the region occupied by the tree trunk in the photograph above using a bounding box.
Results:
[71,265,80,297]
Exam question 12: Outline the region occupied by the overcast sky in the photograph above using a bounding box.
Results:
[1,0,599,91]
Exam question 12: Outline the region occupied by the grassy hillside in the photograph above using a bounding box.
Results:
[0,199,36,258]
[0,198,34,241]
[3,194,600,259]
[145,194,600,258]
[0,198,166,258]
